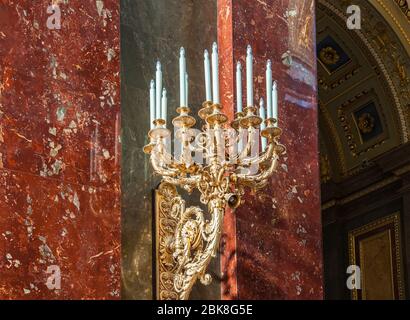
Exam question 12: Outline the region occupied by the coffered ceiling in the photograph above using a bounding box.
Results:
[318,0,410,183]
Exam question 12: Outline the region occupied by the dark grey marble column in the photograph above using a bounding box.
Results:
[121,0,218,299]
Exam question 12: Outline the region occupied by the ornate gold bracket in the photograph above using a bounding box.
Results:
[155,183,179,300]
[155,182,224,300]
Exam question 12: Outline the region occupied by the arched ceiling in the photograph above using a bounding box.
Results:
[318,0,410,183]
[370,0,410,55]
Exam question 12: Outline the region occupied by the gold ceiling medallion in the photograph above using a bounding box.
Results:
[357,113,375,134]
[319,46,340,65]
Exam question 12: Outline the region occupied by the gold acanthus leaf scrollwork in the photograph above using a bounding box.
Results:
[173,201,223,300]
[156,183,180,300]
[156,180,228,300]
[172,164,232,300]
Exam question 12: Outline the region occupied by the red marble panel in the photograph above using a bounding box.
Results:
[0,170,120,299]
[0,0,120,299]
[0,0,120,189]
[218,0,323,299]
[218,0,238,301]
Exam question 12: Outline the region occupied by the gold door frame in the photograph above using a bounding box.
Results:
[348,212,405,300]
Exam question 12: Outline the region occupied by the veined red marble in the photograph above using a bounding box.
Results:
[218,0,238,301]
[0,1,120,299]
[218,0,323,299]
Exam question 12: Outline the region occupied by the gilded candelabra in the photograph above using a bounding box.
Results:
[143,101,285,300]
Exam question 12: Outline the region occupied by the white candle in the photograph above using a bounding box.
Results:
[155,61,162,120]
[238,128,244,157]
[179,47,186,106]
[259,98,266,124]
[185,73,189,106]
[272,80,278,126]
[211,42,219,104]
[246,45,253,107]
[204,50,212,102]
[266,60,272,119]
[161,88,167,125]
[236,61,242,113]
[149,80,155,129]
[259,98,267,150]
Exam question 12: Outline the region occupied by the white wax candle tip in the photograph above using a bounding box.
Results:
[236,61,241,70]
[267,60,271,67]
[156,61,161,70]
[162,88,166,96]
[180,47,185,55]
[273,80,277,88]
[150,80,154,87]
[247,45,252,54]
[212,42,218,51]
[204,49,209,57]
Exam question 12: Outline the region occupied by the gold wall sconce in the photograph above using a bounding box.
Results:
[143,44,286,300]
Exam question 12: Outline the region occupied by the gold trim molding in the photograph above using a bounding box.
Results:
[373,0,410,47]
[393,0,410,21]
[154,182,225,300]
[155,183,179,300]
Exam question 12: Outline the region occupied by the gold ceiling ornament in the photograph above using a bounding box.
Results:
[394,0,410,22]
[319,46,340,65]
[145,102,285,300]
[320,153,331,183]
[357,113,375,134]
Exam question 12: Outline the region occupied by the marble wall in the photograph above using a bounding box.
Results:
[218,0,323,299]
[0,1,120,299]
[120,0,218,299]
[0,0,322,300]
